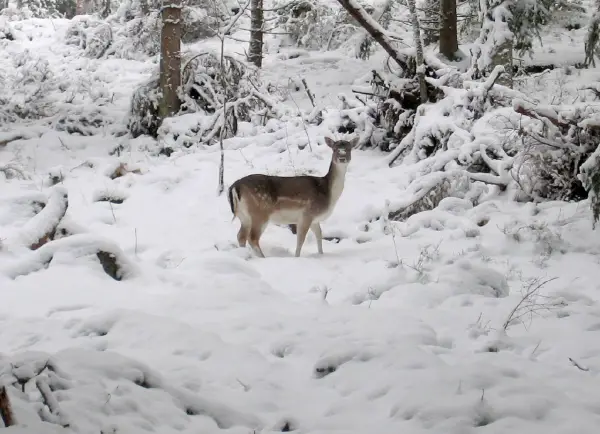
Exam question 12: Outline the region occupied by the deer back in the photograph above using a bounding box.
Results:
[232,173,333,223]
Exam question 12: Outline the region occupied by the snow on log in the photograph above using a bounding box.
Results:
[8,186,69,250]
[2,234,138,281]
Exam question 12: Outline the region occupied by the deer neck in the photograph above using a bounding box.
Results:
[325,159,348,207]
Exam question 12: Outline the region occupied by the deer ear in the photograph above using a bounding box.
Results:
[324,137,336,148]
[350,136,360,148]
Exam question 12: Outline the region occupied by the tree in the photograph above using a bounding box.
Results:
[248,0,263,67]
[476,0,553,88]
[407,0,428,103]
[159,0,182,119]
[439,0,458,60]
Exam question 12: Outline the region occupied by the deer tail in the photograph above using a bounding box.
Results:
[227,183,239,222]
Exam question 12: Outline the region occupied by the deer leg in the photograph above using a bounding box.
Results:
[294,219,311,257]
[248,221,267,258]
[311,223,323,254]
[237,223,249,247]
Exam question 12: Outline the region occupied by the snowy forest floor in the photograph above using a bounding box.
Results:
[2,10,600,434]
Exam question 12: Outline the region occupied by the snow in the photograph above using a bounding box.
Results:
[2,2,600,434]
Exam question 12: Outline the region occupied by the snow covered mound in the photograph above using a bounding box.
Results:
[2,3,600,434]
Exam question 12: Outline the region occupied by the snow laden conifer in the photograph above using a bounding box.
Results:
[475,0,554,86]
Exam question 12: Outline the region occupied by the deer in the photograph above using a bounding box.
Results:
[227,136,357,258]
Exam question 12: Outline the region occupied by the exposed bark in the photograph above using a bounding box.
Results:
[159,0,183,119]
[0,386,16,427]
[248,0,264,67]
[493,38,513,88]
[335,0,409,72]
[407,0,428,103]
[439,0,458,60]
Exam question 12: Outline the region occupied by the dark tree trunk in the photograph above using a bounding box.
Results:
[249,0,263,67]
[439,0,458,60]
[159,0,182,119]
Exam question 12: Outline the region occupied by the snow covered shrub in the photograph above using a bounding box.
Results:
[23,0,76,18]
[84,22,112,58]
[64,15,111,56]
[54,106,121,136]
[180,5,220,43]
[109,0,230,59]
[0,51,57,122]
[145,51,274,144]
[273,0,358,50]
[514,99,600,205]
[0,16,15,41]
[515,146,588,202]
[109,9,161,58]
[127,76,161,138]
[65,16,90,48]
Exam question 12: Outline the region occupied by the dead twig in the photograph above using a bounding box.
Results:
[569,357,590,372]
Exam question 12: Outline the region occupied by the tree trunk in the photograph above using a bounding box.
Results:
[439,0,458,60]
[335,0,409,71]
[492,38,513,88]
[248,0,263,67]
[407,0,429,103]
[75,0,84,14]
[421,0,440,46]
[159,0,182,119]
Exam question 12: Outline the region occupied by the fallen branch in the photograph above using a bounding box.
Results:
[0,386,16,427]
[569,357,590,372]
[512,99,600,133]
[0,134,24,148]
[36,377,69,427]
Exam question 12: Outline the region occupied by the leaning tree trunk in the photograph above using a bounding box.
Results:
[159,0,182,119]
[249,0,264,67]
[407,0,429,103]
[439,0,458,60]
[335,0,409,72]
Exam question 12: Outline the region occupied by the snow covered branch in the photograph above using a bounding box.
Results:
[6,186,69,250]
[2,234,138,281]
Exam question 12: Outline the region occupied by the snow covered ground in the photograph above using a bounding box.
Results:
[3,9,600,434]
